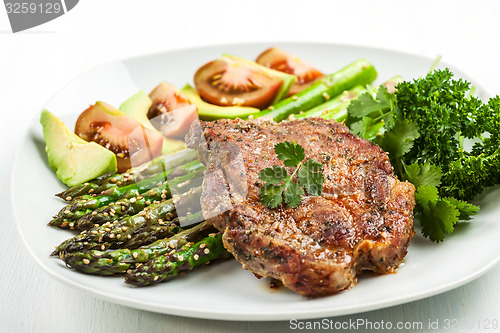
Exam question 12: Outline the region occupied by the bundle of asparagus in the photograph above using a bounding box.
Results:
[62,216,223,276]
[50,150,230,286]
[49,159,205,229]
[56,149,199,200]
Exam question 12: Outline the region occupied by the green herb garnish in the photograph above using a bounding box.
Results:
[259,141,324,209]
[345,69,493,242]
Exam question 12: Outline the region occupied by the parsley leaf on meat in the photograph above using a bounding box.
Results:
[259,141,324,209]
[274,141,305,167]
[298,159,325,196]
[259,165,288,185]
[259,183,284,209]
[283,182,304,208]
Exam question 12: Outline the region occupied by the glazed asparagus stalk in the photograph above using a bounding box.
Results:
[62,214,216,276]
[73,176,203,231]
[56,149,198,200]
[53,200,177,255]
[52,186,202,255]
[49,161,205,228]
[294,85,366,119]
[256,59,377,121]
[55,172,112,201]
[125,232,231,286]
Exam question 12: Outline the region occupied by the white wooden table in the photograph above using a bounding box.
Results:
[1,1,499,331]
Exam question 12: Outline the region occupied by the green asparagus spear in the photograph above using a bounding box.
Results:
[49,161,205,228]
[97,160,204,199]
[57,186,203,255]
[294,85,366,119]
[62,216,216,275]
[55,173,111,201]
[92,154,203,196]
[255,59,377,122]
[73,176,203,231]
[53,186,202,255]
[125,233,231,286]
[361,120,385,141]
[53,200,177,255]
[56,149,198,200]
[318,100,350,122]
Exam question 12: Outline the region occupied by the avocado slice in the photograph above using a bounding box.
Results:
[181,84,260,120]
[119,91,153,126]
[119,91,186,154]
[40,109,117,187]
[222,54,296,105]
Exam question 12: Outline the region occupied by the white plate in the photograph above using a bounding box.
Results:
[12,42,500,321]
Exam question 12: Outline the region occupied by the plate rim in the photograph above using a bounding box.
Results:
[11,41,500,321]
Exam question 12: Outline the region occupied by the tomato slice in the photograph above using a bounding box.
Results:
[148,82,191,119]
[194,57,283,109]
[256,47,324,96]
[75,102,164,173]
[148,82,198,139]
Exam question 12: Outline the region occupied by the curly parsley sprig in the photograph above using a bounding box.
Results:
[259,141,324,209]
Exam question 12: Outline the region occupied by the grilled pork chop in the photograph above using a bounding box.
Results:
[186,117,415,297]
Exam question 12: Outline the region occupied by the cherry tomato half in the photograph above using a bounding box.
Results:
[194,57,283,109]
[148,82,198,138]
[256,47,324,97]
[75,102,163,173]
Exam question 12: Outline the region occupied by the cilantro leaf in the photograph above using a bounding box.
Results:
[284,182,304,208]
[420,198,459,243]
[347,85,398,135]
[259,142,324,209]
[259,183,284,209]
[274,141,305,167]
[444,197,479,221]
[350,117,377,139]
[378,119,419,159]
[347,86,391,118]
[259,166,288,185]
[375,119,419,178]
[298,159,324,196]
[404,162,442,188]
[382,88,400,131]
[415,185,459,242]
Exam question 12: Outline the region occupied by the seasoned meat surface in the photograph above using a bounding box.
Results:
[186,117,415,297]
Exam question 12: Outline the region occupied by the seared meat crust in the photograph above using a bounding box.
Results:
[186,117,415,297]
